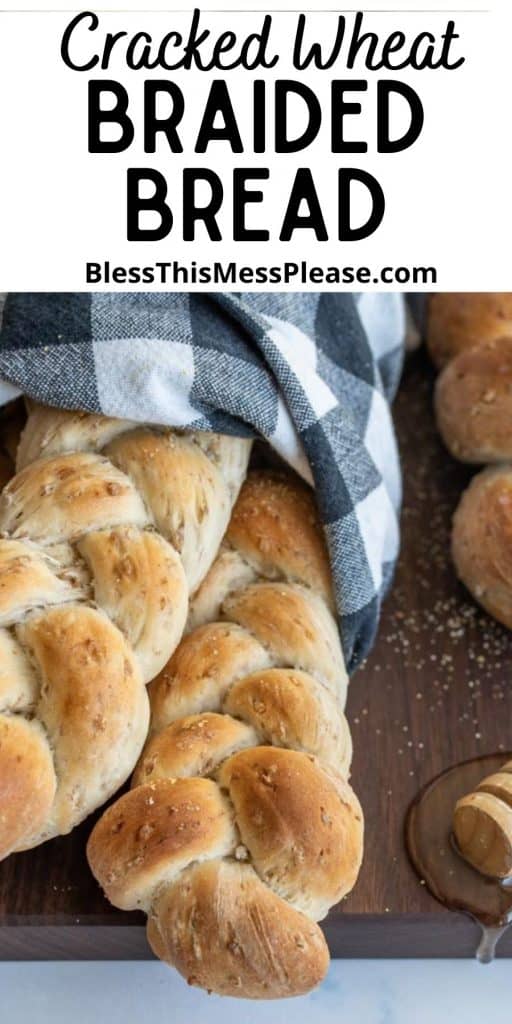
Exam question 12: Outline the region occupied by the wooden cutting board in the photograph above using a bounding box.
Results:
[2,348,512,960]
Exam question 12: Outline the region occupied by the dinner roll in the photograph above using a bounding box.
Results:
[435,337,512,462]
[428,293,512,368]
[452,465,512,630]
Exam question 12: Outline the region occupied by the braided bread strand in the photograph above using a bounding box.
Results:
[0,403,251,858]
[88,472,363,999]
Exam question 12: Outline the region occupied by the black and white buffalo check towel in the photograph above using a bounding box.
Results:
[0,292,405,672]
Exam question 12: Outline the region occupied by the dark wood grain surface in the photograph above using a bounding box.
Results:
[2,348,512,959]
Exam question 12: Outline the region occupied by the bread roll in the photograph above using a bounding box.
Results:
[428,293,512,368]
[452,465,512,630]
[88,472,363,1000]
[435,337,512,462]
[0,403,251,857]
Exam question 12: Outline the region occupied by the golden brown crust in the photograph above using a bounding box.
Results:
[0,629,38,712]
[435,337,512,462]
[148,622,271,731]
[226,472,334,610]
[0,402,251,858]
[186,548,256,631]
[428,293,512,368]
[19,605,149,841]
[141,669,352,783]
[16,405,134,471]
[187,469,336,630]
[0,540,85,626]
[0,452,148,545]
[105,430,232,592]
[148,859,330,999]
[87,777,236,911]
[452,466,512,629]
[220,746,363,919]
[88,470,361,1000]
[132,713,258,786]
[224,582,347,704]
[78,527,188,682]
[225,668,352,775]
[0,715,56,859]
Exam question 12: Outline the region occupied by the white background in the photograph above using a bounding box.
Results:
[0,1,510,290]
[3,959,512,1024]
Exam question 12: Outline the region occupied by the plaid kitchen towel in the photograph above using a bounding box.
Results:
[0,292,404,672]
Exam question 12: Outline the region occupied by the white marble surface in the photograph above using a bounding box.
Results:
[1,960,511,1023]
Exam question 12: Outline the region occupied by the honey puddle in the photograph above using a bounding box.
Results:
[406,752,512,961]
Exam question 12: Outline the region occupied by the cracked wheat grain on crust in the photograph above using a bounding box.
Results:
[435,337,512,463]
[88,471,363,1000]
[0,402,251,858]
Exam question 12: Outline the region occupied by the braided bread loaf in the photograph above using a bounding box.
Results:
[0,402,251,858]
[88,472,363,1000]
[428,295,512,628]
